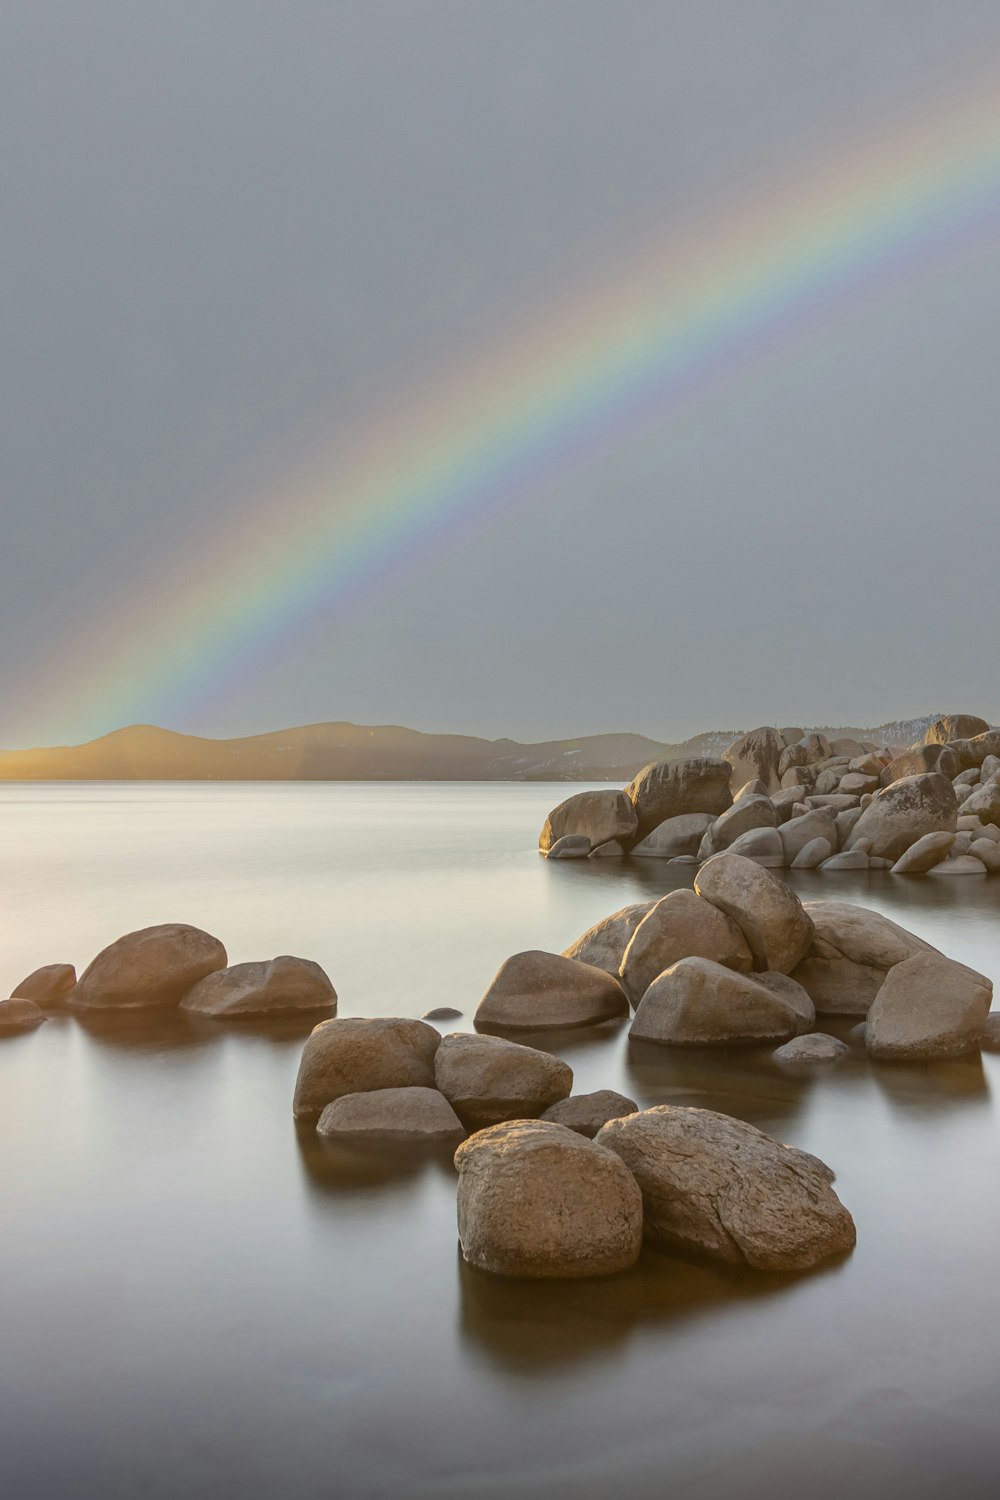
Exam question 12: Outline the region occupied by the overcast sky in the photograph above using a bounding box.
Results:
[3,1,1000,748]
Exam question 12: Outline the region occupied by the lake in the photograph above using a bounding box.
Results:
[2,782,999,1499]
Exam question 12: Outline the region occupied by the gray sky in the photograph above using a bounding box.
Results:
[3,1,1000,748]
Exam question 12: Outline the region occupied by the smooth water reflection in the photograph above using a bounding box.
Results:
[2,783,1000,1499]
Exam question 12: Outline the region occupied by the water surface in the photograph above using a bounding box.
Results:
[2,783,999,1499]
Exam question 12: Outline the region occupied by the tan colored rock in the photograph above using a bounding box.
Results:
[706,794,777,853]
[630,811,714,859]
[12,963,76,1007]
[752,971,816,1031]
[545,834,590,859]
[791,901,935,1016]
[723,727,786,795]
[969,838,1000,871]
[865,952,991,1061]
[475,950,629,1031]
[926,855,987,876]
[839,772,879,795]
[694,853,814,974]
[924,714,990,745]
[69,923,227,1010]
[630,958,803,1046]
[890,830,955,874]
[772,1033,849,1063]
[846,772,958,861]
[596,1106,855,1271]
[181,955,336,1017]
[619,889,752,1005]
[292,1016,441,1121]
[725,827,785,866]
[538,790,638,854]
[879,744,960,787]
[434,1032,572,1127]
[562,901,655,976]
[0,997,48,1032]
[779,808,838,864]
[455,1120,643,1278]
[541,1089,638,1137]
[625,757,733,840]
[820,850,869,870]
[589,840,624,858]
[957,780,1000,825]
[316,1086,464,1142]
[791,837,833,868]
[981,1014,1000,1051]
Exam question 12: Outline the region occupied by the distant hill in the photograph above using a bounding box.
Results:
[0,714,969,782]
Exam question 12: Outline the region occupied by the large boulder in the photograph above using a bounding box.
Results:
[723,727,786,796]
[538,790,638,854]
[845,773,958,861]
[455,1120,643,1278]
[292,1017,441,1121]
[890,831,955,874]
[694,853,814,974]
[596,1107,856,1271]
[69,924,227,1010]
[562,902,655,976]
[475,950,628,1031]
[12,962,76,1007]
[956,780,1000,826]
[772,1033,849,1064]
[541,1089,638,1138]
[0,998,47,1032]
[879,745,959,787]
[181,955,336,1017]
[434,1032,572,1128]
[703,795,777,855]
[618,889,752,1005]
[790,900,935,1016]
[630,958,804,1046]
[961,730,1000,768]
[316,1086,464,1143]
[724,827,785,866]
[779,808,838,864]
[630,812,714,859]
[924,714,990,745]
[865,952,992,1061]
[625,757,733,840]
[545,835,590,859]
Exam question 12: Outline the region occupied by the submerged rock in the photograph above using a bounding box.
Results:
[0,997,48,1032]
[865,952,992,1061]
[434,1032,572,1128]
[596,1106,856,1271]
[422,1006,463,1021]
[772,1033,849,1064]
[475,950,629,1031]
[455,1119,643,1279]
[12,963,76,1008]
[181,955,336,1017]
[630,812,714,859]
[316,1086,464,1143]
[545,834,591,859]
[292,1017,441,1121]
[69,924,227,1010]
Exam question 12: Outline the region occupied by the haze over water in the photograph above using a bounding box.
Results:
[2,782,999,1499]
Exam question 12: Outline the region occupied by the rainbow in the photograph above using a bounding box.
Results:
[12,63,1000,745]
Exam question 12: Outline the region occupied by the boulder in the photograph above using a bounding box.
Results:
[724,827,785,866]
[733,778,771,800]
[845,773,958,861]
[780,727,806,746]
[772,1033,849,1064]
[779,809,838,865]
[806,794,861,812]
[849,753,886,776]
[791,901,935,1016]
[799,733,833,764]
[316,1086,464,1143]
[813,769,842,796]
[969,839,1000,871]
[879,744,959,787]
[455,1120,643,1279]
[618,889,752,1005]
[820,851,869,870]
[180,955,336,1017]
[292,1017,441,1121]
[961,731,1000,769]
[865,952,992,1061]
[475,950,629,1031]
[589,840,625,858]
[694,853,814,974]
[781,765,815,791]
[890,831,955,874]
[434,1032,572,1128]
[752,971,816,1031]
[630,811,714,859]
[956,781,1000,825]
[926,855,987,876]
[546,835,591,859]
[772,786,807,823]
[924,714,990,745]
[562,901,656,977]
[12,962,76,1007]
[704,794,777,854]
[839,773,879,796]
[982,755,1000,781]
[953,768,982,786]
[423,1006,463,1021]
[0,998,47,1032]
[541,1089,639,1137]
[538,790,638,854]
[723,727,786,795]
[830,738,867,758]
[596,1107,855,1271]
[69,924,227,1010]
[791,837,833,869]
[981,1014,1000,1052]
[835,807,864,846]
[625,757,733,840]
[630,958,804,1046]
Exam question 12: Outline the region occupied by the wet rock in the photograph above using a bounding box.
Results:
[619,889,752,1006]
[545,835,591,859]
[772,1033,849,1063]
[563,901,656,977]
[316,1086,465,1142]
[475,950,629,1031]
[69,924,227,1010]
[596,1106,856,1271]
[423,1006,463,1021]
[0,997,47,1032]
[455,1119,643,1278]
[541,1089,638,1137]
[629,958,804,1046]
[694,853,814,974]
[539,790,637,854]
[625,757,733,840]
[434,1032,572,1128]
[293,1017,441,1121]
[12,962,76,1008]
[865,952,992,1061]
[181,955,336,1017]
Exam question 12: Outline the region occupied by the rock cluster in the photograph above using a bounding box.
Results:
[539,715,1000,876]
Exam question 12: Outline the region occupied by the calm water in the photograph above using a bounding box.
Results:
[2,782,1000,1500]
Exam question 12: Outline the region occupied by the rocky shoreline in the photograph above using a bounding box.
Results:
[539,713,1000,875]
